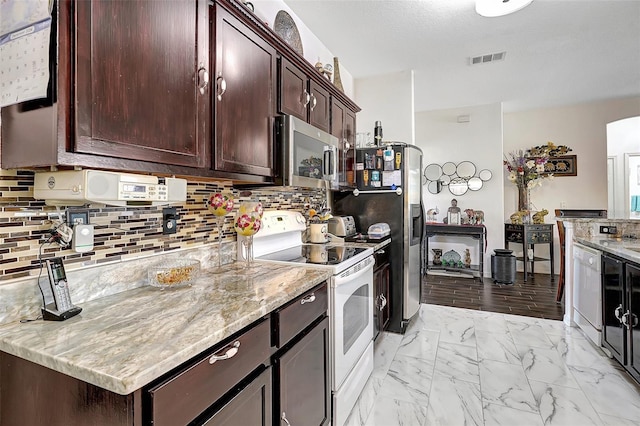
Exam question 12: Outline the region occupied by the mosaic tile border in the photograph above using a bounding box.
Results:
[0,169,326,283]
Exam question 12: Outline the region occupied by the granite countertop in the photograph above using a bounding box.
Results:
[574,237,640,264]
[0,261,332,395]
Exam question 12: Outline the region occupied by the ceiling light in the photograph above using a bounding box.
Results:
[475,0,533,17]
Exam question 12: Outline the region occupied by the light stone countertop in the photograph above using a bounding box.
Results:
[0,261,332,395]
[575,236,640,264]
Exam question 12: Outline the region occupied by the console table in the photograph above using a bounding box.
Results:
[504,223,554,282]
[424,223,486,282]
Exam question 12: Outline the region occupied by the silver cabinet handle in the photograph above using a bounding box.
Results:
[209,340,240,364]
[309,93,317,111]
[282,411,291,426]
[615,304,624,322]
[216,72,227,101]
[300,90,310,106]
[622,312,630,329]
[344,139,350,150]
[380,294,387,310]
[377,249,385,254]
[198,67,209,95]
[300,293,316,304]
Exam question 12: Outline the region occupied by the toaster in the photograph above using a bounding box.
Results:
[328,216,357,237]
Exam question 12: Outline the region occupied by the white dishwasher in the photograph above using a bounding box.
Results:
[573,242,602,345]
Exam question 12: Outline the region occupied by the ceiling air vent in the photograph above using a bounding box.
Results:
[470,51,506,65]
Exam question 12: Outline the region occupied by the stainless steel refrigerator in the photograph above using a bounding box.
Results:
[333,143,423,333]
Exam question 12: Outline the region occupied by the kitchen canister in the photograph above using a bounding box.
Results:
[491,249,516,284]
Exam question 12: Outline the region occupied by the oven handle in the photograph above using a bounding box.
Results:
[333,257,374,287]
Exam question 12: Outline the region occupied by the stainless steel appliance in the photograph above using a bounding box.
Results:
[251,210,374,426]
[328,215,357,237]
[275,114,339,190]
[573,242,602,346]
[333,143,424,333]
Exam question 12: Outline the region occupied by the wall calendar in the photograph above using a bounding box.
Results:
[0,0,52,108]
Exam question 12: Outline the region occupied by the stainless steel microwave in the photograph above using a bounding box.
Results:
[275,115,339,190]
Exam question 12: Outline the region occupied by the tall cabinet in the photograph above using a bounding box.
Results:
[213,5,276,177]
[331,98,356,188]
[2,0,211,173]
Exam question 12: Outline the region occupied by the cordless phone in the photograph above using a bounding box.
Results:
[40,257,82,321]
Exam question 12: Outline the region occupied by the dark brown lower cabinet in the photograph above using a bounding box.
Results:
[197,367,272,426]
[0,283,331,425]
[0,352,140,426]
[374,246,391,339]
[275,316,331,426]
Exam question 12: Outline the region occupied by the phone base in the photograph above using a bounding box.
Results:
[41,306,82,321]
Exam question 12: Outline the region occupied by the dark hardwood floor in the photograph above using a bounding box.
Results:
[421,272,564,321]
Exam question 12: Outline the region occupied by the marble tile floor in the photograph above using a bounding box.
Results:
[345,304,640,426]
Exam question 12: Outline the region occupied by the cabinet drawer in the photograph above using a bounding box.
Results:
[374,247,390,271]
[275,282,328,348]
[526,231,552,244]
[148,318,271,426]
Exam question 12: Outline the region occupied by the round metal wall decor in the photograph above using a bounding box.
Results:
[422,161,492,196]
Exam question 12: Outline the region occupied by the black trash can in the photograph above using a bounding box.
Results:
[491,249,516,284]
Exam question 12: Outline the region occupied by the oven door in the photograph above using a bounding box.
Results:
[330,256,374,390]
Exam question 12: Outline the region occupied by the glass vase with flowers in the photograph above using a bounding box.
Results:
[234,200,264,268]
[206,191,235,268]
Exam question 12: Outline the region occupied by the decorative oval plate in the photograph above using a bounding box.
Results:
[274,10,303,56]
[442,249,461,264]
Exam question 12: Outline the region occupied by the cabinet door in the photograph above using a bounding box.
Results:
[331,99,356,188]
[201,367,272,426]
[344,109,356,186]
[75,0,209,168]
[279,59,308,121]
[308,81,330,132]
[277,317,330,426]
[373,266,382,338]
[627,263,640,383]
[602,254,626,365]
[214,6,276,177]
[379,262,391,331]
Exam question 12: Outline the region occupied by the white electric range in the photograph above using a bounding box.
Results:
[241,210,374,426]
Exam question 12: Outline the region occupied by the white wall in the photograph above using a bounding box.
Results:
[253,0,354,97]
[607,116,640,218]
[504,97,640,274]
[354,71,415,144]
[415,103,504,277]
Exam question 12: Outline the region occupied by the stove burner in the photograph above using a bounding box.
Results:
[257,244,367,266]
[344,234,391,244]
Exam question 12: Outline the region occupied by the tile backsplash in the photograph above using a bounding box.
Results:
[0,169,326,283]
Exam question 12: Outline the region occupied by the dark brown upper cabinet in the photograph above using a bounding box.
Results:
[1,0,212,174]
[1,0,358,186]
[213,5,276,178]
[74,0,209,168]
[279,58,330,133]
[331,98,356,188]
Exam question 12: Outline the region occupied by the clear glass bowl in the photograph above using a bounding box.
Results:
[148,259,200,289]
